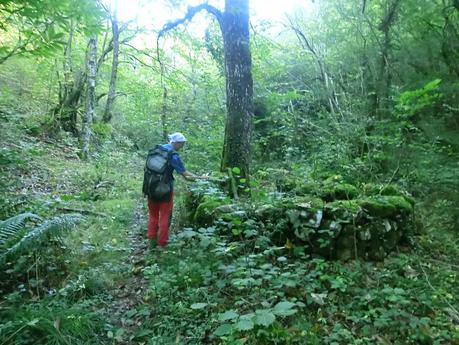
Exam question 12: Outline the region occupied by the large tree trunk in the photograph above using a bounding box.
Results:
[81,37,97,159]
[102,0,119,123]
[220,0,253,182]
[376,0,401,118]
[53,22,86,136]
[441,3,459,78]
[158,0,254,187]
[54,70,86,135]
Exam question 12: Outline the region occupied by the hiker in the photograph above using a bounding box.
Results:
[144,132,208,247]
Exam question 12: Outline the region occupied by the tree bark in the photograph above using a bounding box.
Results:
[52,22,86,136]
[376,0,401,118]
[441,2,459,77]
[220,0,253,182]
[54,70,86,135]
[102,0,119,123]
[81,37,97,159]
[158,0,254,187]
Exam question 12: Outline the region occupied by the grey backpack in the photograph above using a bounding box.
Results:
[142,145,174,200]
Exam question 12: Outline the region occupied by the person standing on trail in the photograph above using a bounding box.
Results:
[144,132,208,248]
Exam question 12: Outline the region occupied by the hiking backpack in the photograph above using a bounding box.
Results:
[142,145,174,200]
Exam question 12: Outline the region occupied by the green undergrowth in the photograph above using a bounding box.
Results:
[134,176,458,344]
[1,114,458,344]
[140,224,459,344]
[0,115,143,344]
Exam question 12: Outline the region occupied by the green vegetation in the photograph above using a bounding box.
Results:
[1,0,458,344]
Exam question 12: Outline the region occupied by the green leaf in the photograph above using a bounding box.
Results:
[218,310,239,321]
[190,303,208,310]
[27,319,40,326]
[273,301,297,316]
[214,323,233,336]
[310,293,327,306]
[239,178,247,184]
[234,318,254,331]
[250,180,260,187]
[232,167,241,175]
[232,228,241,236]
[254,310,276,326]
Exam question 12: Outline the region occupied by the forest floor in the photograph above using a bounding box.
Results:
[1,114,459,344]
[104,202,150,344]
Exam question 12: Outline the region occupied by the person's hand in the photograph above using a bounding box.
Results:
[200,173,210,179]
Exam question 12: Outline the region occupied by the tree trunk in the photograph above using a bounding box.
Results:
[220,0,253,182]
[377,29,391,117]
[288,18,340,115]
[81,37,97,159]
[102,0,119,123]
[161,86,168,142]
[53,22,86,136]
[376,0,401,118]
[441,3,459,78]
[62,20,74,104]
[158,0,254,187]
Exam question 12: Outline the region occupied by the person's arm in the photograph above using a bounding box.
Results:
[181,171,209,181]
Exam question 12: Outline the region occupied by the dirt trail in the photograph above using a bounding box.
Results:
[106,202,151,343]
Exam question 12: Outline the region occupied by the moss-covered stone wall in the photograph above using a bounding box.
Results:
[186,177,415,261]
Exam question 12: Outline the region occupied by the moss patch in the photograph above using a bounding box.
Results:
[359,195,412,218]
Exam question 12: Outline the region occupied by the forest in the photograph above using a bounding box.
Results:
[0,0,458,344]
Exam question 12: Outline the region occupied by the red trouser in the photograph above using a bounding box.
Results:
[147,193,173,246]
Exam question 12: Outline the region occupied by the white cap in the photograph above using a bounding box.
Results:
[168,132,187,143]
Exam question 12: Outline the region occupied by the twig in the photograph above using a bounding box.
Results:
[379,165,400,194]
[425,257,459,269]
[57,207,107,217]
[419,263,459,318]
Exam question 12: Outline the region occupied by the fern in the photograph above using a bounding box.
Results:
[0,213,82,265]
[0,212,42,247]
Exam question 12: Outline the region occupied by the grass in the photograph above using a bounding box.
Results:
[138,225,459,344]
[1,114,458,345]
[0,115,144,344]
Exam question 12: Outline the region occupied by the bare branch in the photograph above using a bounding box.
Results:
[158,3,223,38]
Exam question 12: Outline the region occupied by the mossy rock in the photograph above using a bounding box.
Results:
[294,181,322,196]
[320,182,359,201]
[326,199,361,212]
[324,200,361,220]
[330,225,370,260]
[359,195,412,218]
[254,196,324,220]
[361,184,415,206]
[292,196,325,210]
[193,195,230,227]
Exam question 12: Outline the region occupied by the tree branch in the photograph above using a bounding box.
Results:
[97,22,137,71]
[378,0,401,32]
[158,3,223,38]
